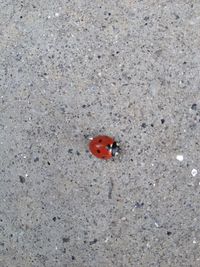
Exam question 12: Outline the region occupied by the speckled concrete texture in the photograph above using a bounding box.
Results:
[1,1,200,266]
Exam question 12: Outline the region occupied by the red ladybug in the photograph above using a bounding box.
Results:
[89,135,120,160]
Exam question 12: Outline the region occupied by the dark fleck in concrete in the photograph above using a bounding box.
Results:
[19,176,25,184]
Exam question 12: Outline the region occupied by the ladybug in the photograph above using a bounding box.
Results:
[89,135,120,160]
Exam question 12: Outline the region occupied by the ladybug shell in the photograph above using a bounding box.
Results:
[89,135,114,160]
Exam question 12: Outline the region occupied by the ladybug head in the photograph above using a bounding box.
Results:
[107,142,120,157]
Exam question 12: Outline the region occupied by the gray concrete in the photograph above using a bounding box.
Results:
[1,0,200,266]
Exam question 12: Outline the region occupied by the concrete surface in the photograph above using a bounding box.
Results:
[1,0,200,266]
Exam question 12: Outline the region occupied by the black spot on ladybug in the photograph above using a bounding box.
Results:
[98,139,102,142]
[97,149,101,153]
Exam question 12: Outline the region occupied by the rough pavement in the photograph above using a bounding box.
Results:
[1,1,200,266]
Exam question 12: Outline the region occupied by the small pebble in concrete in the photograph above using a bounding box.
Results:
[191,103,197,110]
[34,157,39,162]
[104,237,109,243]
[191,169,198,177]
[62,237,70,243]
[134,202,144,208]
[176,155,184,162]
[19,175,25,183]
[141,123,147,128]
[89,239,97,245]
[146,242,150,248]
